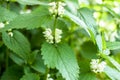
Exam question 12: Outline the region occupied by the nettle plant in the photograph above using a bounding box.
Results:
[0,0,120,80]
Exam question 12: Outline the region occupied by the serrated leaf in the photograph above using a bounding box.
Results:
[41,43,79,80]
[2,30,31,60]
[20,73,40,80]
[104,66,120,80]
[106,42,120,50]
[1,65,23,80]
[17,0,48,5]
[2,14,51,31]
[1,7,51,31]
[0,6,17,22]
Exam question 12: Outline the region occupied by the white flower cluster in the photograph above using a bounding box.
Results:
[0,22,13,37]
[43,28,54,43]
[55,28,62,43]
[47,74,54,80]
[43,28,62,44]
[49,2,66,16]
[8,29,13,37]
[0,22,5,29]
[20,9,31,14]
[103,49,110,55]
[0,21,9,29]
[90,59,106,73]
[113,2,120,14]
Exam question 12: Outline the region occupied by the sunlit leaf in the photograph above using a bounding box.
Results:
[104,66,120,80]
[16,0,48,6]
[106,42,120,50]
[41,42,79,80]
[1,7,51,31]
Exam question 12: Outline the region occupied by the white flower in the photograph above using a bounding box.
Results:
[8,32,13,37]
[113,2,120,14]
[105,31,119,42]
[58,2,66,16]
[43,28,54,43]
[110,31,119,42]
[48,2,66,16]
[95,0,102,4]
[47,78,54,80]
[20,9,31,14]
[43,28,62,43]
[0,22,5,29]
[47,74,54,80]
[55,28,62,43]
[103,49,110,55]
[49,2,56,6]
[49,2,57,14]
[6,21,9,25]
[97,61,106,72]
[90,59,106,73]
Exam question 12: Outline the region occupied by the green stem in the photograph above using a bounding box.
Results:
[53,2,59,43]
[99,53,109,61]
[53,15,58,44]
[6,1,10,9]
[5,1,10,69]
[5,49,9,69]
[44,67,49,80]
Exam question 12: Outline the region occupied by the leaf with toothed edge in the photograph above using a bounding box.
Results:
[41,42,79,80]
[2,30,31,60]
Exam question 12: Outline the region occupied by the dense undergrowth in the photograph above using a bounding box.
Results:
[0,0,120,80]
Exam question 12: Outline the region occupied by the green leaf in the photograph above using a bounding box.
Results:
[100,54,120,72]
[0,41,3,47]
[88,29,96,43]
[80,41,98,59]
[107,57,120,72]
[16,0,49,5]
[31,51,46,74]
[9,53,25,66]
[64,10,89,34]
[96,34,102,51]
[65,0,79,15]
[106,42,120,50]
[1,7,51,31]
[104,66,120,80]
[79,60,90,73]
[1,65,23,80]
[41,43,79,80]
[20,73,40,80]
[79,73,97,80]
[102,33,107,50]
[0,6,17,22]
[78,7,97,36]
[2,30,31,60]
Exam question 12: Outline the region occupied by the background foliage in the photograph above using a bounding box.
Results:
[0,0,120,80]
